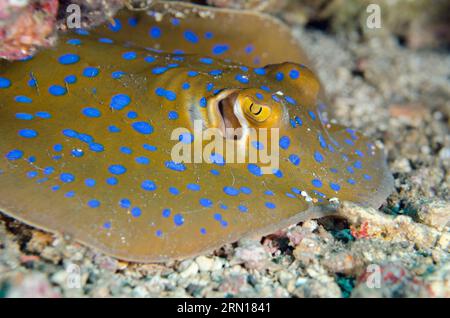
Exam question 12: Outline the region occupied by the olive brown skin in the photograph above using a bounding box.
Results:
[0,1,393,262]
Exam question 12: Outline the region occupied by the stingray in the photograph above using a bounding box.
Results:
[0,1,393,262]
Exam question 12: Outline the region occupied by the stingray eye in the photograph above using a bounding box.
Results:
[242,97,271,123]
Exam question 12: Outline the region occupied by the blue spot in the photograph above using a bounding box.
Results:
[141,180,157,191]
[108,125,121,133]
[108,18,122,32]
[168,111,179,120]
[182,82,190,90]
[355,150,365,157]
[209,69,223,76]
[149,26,161,38]
[174,214,184,226]
[312,179,322,188]
[78,133,94,144]
[285,96,296,105]
[235,74,249,84]
[144,56,155,63]
[108,164,127,175]
[58,54,80,65]
[103,222,111,229]
[239,205,248,213]
[200,57,213,64]
[152,66,168,75]
[251,141,264,150]
[309,111,317,120]
[44,167,55,175]
[289,69,300,79]
[179,133,193,144]
[111,71,125,79]
[318,134,327,148]
[265,202,276,209]
[210,153,225,166]
[184,30,199,43]
[48,85,67,96]
[213,213,222,221]
[165,161,186,172]
[187,184,200,191]
[83,67,99,77]
[245,44,254,54]
[60,173,75,183]
[6,150,23,161]
[254,68,266,75]
[66,39,81,45]
[120,146,132,154]
[199,198,212,208]
[74,28,89,35]
[65,191,76,198]
[64,75,77,84]
[132,121,153,135]
[88,200,100,208]
[210,169,220,176]
[89,143,104,152]
[122,51,137,60]
[354,161,363,169]
[205,31,213,39]
[0,77,11,88]
[188,70,198,77]
[223,186,239,196]
[199,97,207,107]
[255,93,264,100]
[62,129,78,138]
[131,207,141,217]
[28,78,37,87]
[127,111,138,119]
[15,113,33,120]
[53,144,63,152]
[135,156,150,165]
[206,83,214,91]
[363,174,372,181]
[169,187,180,195]
[143,144,157,152]
[98,38,113,44]
[240,187,252,194]
[330,182,341,191]
[110,94,131,110]
[314,151,324,163]
[247,164,262,176]
[275,72,284,81]
[279,136,290,150]
[212,44,229,55]
[15,95,32,103]
[107,177,118,185]
[120,198,131,208]
[273,169,283,178]
[71,149,84,157]
[35,112,51,119]
[289,154,301,166]
[128,17,138,26]
[165,90,177,101]
[162,208,171,218]
[27,171,38,179]
[19,129,38,138]
[82,107,101,118]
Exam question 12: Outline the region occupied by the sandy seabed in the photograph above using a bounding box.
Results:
[0,23,449,298]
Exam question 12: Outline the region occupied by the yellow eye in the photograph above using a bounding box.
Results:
[242,97,271,122]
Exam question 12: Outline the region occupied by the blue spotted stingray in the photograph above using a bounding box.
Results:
[0,1,393,262]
